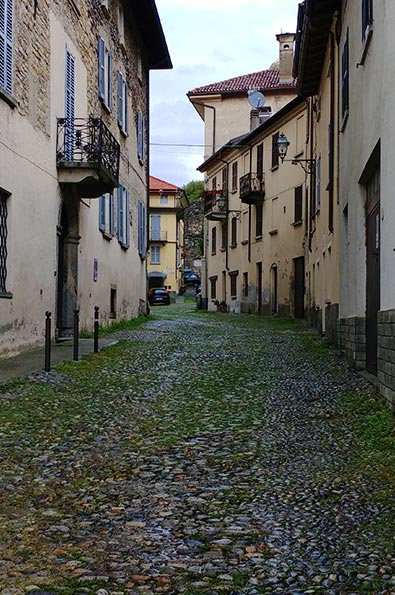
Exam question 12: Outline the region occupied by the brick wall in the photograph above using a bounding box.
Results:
[337,316,366,369]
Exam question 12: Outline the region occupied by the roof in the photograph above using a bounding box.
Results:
[149,176,179,192]
[197,96,306,172]
[127,0,172,70]
[293,0,340,96]
[187,69,296,97]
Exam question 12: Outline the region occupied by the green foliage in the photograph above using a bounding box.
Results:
[183,179,204,203]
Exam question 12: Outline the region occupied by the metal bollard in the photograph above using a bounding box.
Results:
[44,311,51,372]
[73,309,79,361]
[94,306,99,353]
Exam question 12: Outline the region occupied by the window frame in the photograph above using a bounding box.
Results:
[211,226,217,255]
[231,161,238,193]
[255,201,263,238]
[150,245,160,265]
[230,216,237,248]
[0,0,14,98]
[294,185,303,224]
[98,36,112,111]
[117,185,130,248]
[99,192,115,238]
[271,132,279,169]
[229,270,239,300]
[341,30,349,128]
[117,71,128,134]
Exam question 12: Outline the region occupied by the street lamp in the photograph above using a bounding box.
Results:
[276,132,316,175]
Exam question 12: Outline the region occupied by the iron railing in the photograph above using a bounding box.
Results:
[239,172,265,199]
[149,229,168,242]
[56,117,120,183]
[0,191,8,295]
[203,189,228,218]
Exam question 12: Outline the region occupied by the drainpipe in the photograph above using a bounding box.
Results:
[193,101,217,155]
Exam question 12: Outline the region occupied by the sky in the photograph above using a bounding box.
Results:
[149,0,302,188]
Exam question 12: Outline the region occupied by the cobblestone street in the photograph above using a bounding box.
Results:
[0,304,394,595]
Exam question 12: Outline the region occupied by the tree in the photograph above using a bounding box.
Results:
[183,179,204,203]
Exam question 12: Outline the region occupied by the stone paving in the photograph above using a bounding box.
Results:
[0,303,394,595]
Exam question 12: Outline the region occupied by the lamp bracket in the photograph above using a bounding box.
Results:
[282,158,316,175]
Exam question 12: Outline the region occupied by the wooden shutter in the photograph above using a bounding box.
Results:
[107,52,112,111]
[294,185,303,223]
[117,72,123,128]
[124,81,128,134]
[99,195,106,231]
[142,204,147,257]
[0,0,13,94]
[98,36,105,100]
[341,32,349,118]
[117,186,124,243]
[109,193,115,236]
[272,132,279,168]
[125,191,130,247]
[137,111,143,160]
[137,201,142,254]
[257,143,264,180]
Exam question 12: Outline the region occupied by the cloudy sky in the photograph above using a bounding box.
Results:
[149,0,301,188]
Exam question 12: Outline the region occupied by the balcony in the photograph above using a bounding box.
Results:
[204,190,227,220]
[149,229,168,242]
[56,117,120,198]
[239,173,265,205]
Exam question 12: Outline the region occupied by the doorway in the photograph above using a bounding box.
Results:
[366,166,380,375]
[256,262,262,314]
[293,256,305,318]
[271,265,278,314]
[56,195,80,338]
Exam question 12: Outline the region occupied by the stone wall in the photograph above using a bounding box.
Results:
[184,199,203,271]
[337,316,366,369]
[378,309,395,409]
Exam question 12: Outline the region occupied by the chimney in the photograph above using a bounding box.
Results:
[276,33,296,84]
[250,108,260,132]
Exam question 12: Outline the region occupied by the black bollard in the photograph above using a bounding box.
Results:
[73,309,79,361]
[94,306,99,353]
[44,311,51,372]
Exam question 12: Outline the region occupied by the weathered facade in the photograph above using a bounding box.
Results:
[0,0,171,355]
[183,198,203,273]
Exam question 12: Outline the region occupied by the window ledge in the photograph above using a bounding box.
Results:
[269,229,278,236]
[230,243,237,249]
[292,220,303,227]
[100,99,112,114]
[0,291,13,299]
[120,242,129,251]
[119,126,128,138]
[0,87,17,109]
[101,230,113,241]
[271,165,279,172]
[241,240,248,245]
[220,247,226,252]
[340,109,349,133]
[255,234,263,241]
[109,312,116,319]
[294,150,304,159]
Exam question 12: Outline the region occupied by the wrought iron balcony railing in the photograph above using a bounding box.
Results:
[56,117,120,195]
[204,189,228,220]
[149,229,168,242]
[239,172,265,204]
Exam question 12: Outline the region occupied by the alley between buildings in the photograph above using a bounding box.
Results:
[0,303,394,595]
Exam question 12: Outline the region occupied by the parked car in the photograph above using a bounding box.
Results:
[184,273,200,287]
[148,288,170,306]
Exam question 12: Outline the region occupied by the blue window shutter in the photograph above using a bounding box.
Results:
[137,112,143,160]
[0,0,13,94]
[109,193,115,236]
[142,204,147,257]
[107,51,112,111]
[65,49,75,161]
[99,195,106,231]
[137,201,142,255]
[117,71,123,128]
[125,191,130,247]
[117,186,124,243]
[124,82,128,134]
[98,36,105,100]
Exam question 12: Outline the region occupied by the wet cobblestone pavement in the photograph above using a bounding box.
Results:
[0,304,394,595]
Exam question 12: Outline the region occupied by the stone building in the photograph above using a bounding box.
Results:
[183,198,203,273]
[0,0,171,356]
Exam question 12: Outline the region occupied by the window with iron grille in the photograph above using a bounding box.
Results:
[0,189,11,297]
[272,132,279,169]
[255,201,263,237]
[211,226,217,255]
[294,185,303,223]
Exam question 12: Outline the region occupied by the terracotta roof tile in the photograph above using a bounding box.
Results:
[187,69,296,96]
[149,175,179,192]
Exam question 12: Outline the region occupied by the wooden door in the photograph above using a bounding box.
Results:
[366,167,380,375]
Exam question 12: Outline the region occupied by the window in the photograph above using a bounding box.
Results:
[257,143,264,180]
[65,49,75,161]
[243,272,248,298]
[160,193,169,205]
[0,189,11,297]
[211,176,217,191]
[362,0,373,43]
[272,132,279,169]
[341,31,349,122]
[0,0,13,95]
[210,276,217,299]
[294,185,303,223]
[150,245,160,265]
[222,167,228,192]
[211,226,217,255]
[110,286,117,318]
[117,185,130,247]
[255,202,263,237]
[229,271,238,299]
[98,36,112,110]
[118,3,125,47]
[117,72,128,134]
[99,192,115,236]
[231,161,238,192]
[231,216,237,248]
[138,200,146,257]
[221,222,226,250]
[137,111,144,162]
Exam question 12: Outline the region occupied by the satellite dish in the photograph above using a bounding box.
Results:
[248,89,265,109]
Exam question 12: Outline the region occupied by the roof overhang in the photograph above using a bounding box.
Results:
[126,0,172,70]
[293,0,340,97]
